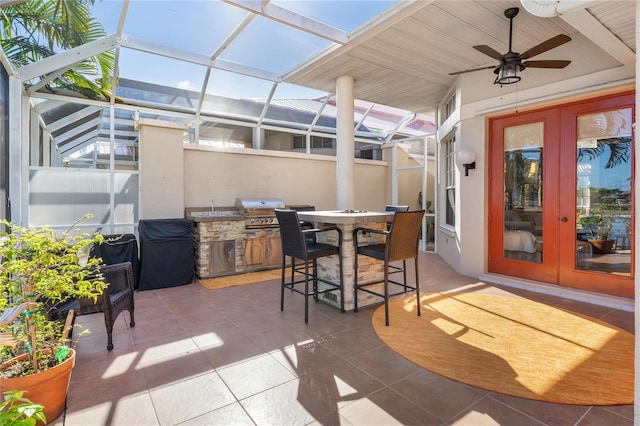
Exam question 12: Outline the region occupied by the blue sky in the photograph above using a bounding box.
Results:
[89,1,399,100]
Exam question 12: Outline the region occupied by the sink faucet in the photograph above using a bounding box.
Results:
[211,199,216,215]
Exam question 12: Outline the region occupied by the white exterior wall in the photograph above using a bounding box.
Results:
[438,64,635,281]
[457,115,487,277]
[183,145,388,211]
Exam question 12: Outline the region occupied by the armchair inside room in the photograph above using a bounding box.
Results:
[353,210,425,326]
[48,262,135,351]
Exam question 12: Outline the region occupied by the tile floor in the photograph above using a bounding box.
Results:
[52,253,634,425]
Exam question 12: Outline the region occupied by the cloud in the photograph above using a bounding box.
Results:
[177,80,193,90]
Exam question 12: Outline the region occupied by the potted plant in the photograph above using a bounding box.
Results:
[0,215,106,424]
[0,390,46,426]
[579,204,617,253]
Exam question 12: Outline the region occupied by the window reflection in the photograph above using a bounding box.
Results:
[575,108,632,275]
[503,122,543,263]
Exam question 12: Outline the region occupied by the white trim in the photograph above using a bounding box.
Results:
[222,0,348,45]
[480,273,634,312]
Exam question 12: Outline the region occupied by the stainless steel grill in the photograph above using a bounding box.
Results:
[235,198,285,229]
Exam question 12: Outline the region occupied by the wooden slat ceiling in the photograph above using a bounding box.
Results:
[285,0,636,115]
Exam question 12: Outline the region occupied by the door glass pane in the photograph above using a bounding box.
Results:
[576,108,632,274]
[503,122,543,263]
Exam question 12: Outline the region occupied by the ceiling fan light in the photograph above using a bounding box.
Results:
[495,63,521,85]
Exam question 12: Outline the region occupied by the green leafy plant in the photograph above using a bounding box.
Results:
[0,390,46,426]
[0,215,106,376]
[0,0,115,100]
[579,204,617,241]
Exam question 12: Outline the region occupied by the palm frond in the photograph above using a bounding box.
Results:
[577,138,631,169]
[1,0,112,99]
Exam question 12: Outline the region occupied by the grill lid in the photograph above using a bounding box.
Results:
[235,198,285,211]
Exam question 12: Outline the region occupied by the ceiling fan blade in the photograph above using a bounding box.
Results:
[524,60,571,69]
[449,65,496,76]
[521,34,571,59]
[473,45,504,60]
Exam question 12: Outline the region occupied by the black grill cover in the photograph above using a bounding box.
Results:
[90,233,141,289]
[138,218,195,291]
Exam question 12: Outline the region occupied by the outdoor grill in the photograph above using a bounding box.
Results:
[235,197,286,229]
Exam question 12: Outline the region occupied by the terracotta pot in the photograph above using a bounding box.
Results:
[588,239,615,254]
[1,348,76,424]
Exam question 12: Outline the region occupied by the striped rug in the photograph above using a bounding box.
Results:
[198,268,282,290]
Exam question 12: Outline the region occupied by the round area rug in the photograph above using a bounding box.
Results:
[372,292,634,405]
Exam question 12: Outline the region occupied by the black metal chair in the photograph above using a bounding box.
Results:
[385,205,409,212]
[289,205,316,244]
[353,210,424,326]
[275,209,344,323]
[48,262,136,351]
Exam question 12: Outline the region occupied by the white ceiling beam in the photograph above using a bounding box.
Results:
[121,35,281,82]
[58,131,98,155]
[17,35,118,82]
[560,8,635,67]
[257,82,278,126]
[222,0,348,44]
[110,0,129,106]
[196,10,257,124]
[54,118,101,146]
[0,44,16,77]
[32,99,65,114]
[26,68,67,94]
[307,94,332,135]
[97,129,138,138]
[46,106,101,132]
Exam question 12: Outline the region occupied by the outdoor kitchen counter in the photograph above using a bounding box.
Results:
[185,207,244,222]
[296,210,394,311]
[188,213,244,223]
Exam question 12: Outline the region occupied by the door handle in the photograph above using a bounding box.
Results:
[560,216,568,222]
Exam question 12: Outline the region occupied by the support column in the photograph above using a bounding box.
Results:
[8,75,24,225]
[136,118,187,219]
[336,75,354,210]
[252,127,265,150]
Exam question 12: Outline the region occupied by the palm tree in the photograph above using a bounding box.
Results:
[0,0,114,100]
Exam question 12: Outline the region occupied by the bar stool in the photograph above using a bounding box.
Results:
[275,209,344,323]
[353,210,425,326]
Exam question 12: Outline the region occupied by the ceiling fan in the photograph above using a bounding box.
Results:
[449,7,571,85]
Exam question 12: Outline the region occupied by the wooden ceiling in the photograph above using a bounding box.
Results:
[285,0,636,114]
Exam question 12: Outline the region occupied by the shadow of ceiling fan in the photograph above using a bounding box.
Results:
[449,7,571,85]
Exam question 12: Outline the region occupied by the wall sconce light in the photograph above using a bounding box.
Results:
[457,148,476,177]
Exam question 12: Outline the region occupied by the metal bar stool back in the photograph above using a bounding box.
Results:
[275,209,344,323]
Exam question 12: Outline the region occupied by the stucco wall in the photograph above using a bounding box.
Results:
[138,118,186,220]
[183,145,389,211]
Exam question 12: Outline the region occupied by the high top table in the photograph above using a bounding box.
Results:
[296,210,394,311]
